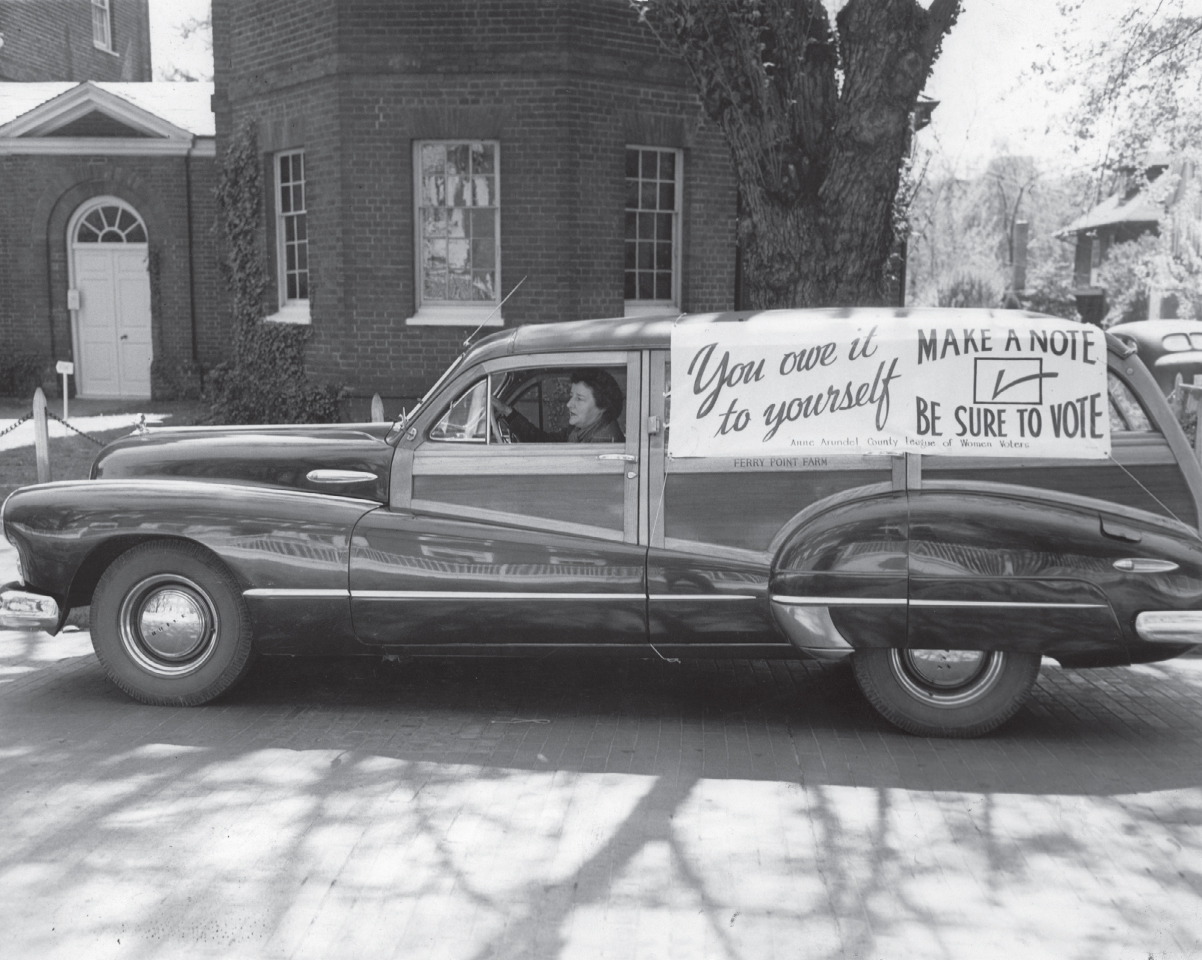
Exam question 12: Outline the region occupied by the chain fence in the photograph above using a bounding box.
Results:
[44,410,107,446]
[0,414,32,441]
[1,410,109,447]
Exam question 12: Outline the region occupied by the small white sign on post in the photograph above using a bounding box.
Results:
[669,312,1111,460]
[55,360,74,422]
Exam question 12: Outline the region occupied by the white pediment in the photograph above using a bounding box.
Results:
[0,81,194,140]
[0,82,214,157]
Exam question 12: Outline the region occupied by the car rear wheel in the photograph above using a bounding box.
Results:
[852,647,1041,738]
[91,541,254,706]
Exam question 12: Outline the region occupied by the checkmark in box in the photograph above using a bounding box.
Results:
[973,357,1059,405]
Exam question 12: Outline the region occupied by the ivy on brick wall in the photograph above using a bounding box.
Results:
[0,354,46,399]
[207,119,343,424]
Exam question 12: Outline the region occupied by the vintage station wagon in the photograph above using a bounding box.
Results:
[4,308,1202,737]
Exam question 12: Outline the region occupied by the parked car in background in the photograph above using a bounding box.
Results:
[1108,318,1202,395]
[4,309,1202,739]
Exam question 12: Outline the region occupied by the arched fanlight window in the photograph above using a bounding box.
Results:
[75,203,147,243]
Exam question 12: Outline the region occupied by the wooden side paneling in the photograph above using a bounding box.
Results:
[413,474,625,530]
[664,469,892,551]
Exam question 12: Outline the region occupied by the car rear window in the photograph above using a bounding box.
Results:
[1109,372,1154,433]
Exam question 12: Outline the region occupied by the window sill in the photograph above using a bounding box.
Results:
[624,301,680,318]
[264,303,311,325]
[93,41,119,56]
[407,304,504,327]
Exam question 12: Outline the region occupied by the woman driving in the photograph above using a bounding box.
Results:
[491,368,625,443]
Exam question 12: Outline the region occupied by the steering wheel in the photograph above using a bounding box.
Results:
[489,399,515,443]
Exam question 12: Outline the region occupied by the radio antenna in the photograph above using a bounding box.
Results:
[463,275,527,348]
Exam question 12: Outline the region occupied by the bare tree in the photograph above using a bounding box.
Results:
[635,0,960,308]
[157,13,213,83]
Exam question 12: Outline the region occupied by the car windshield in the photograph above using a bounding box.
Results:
[399,352,467,425]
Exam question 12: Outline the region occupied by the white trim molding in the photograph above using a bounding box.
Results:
[0,136,215,157]
[264,303,312,325]
[406,303,504,327]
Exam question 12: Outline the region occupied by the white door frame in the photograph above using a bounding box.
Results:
[67,196,152,397]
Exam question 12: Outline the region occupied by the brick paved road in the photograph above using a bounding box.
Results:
[3,618,1202,960]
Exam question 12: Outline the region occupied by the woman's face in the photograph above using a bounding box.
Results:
[566,381,603,429]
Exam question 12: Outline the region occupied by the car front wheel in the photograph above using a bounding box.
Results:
[852,647,1040,738]
[91,541,254,706]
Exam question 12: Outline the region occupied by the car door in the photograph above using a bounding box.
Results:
[641,349,907,657]
[349,351,648,650]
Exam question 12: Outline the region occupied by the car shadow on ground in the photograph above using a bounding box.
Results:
[15,644,1201,798]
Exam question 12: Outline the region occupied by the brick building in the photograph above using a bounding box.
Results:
[0,0,151,83]
[0,0,221,400]
[212,0,738,403]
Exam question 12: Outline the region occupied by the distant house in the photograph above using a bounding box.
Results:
[0,0,222,400]
[1059,153,1198,325]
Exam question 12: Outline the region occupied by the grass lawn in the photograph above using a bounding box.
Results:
[0,398,209,502]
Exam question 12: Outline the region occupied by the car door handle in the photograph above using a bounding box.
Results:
[598,454,636,462]
[306,469,378,484]
[1113,558,1179,573]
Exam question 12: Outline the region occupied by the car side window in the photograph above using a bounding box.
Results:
[1108,372,1155,434]
[491,366,627,444]
[429,379,489,443]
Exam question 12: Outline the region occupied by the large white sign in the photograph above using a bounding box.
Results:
[669,313,1112,459]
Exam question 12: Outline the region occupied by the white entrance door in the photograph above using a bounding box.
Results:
[71,201,152,398]
[75,248,152,397]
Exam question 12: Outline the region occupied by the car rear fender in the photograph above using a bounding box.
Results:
[909,481,1202,662]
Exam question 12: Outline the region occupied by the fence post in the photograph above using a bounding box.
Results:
[32,387,50,483]
[370,393,384,422]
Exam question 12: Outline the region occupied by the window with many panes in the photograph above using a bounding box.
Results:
[91,0,113,51]
[273,150,309,321]
[625,146,681,315]
[410,141,501,326]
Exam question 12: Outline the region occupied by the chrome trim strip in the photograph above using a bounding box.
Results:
[910,600,1107,609]
[771,596,1106,609]
[771,596,906,606]
[352,591,642,600]
[648,595,758,601]
[244,588,350,598]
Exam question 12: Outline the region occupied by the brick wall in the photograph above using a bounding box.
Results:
[0,152,221,397]
[0,0,151,82]
[213,0,738,401]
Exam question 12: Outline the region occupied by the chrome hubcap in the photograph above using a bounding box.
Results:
[119,575,219,677]
[906,649,987,687]
[890,649,1005,708]
[138,588,210,660]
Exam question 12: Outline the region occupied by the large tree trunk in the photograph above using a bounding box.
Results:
[638,0,960,309]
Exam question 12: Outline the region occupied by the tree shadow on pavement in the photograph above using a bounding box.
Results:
[3,647,1202,959]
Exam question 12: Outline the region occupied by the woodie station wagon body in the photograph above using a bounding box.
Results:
[4,308,1202,737]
